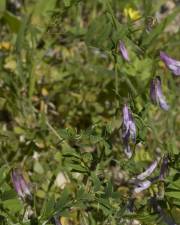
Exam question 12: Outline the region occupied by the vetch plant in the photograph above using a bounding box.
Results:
[0,0,179,224]
[133,180,152,194]
[150,76,169,111]
[11,168,32,201]
[122,104,136,158]
[160,51,180,76]
[132,156,169,194]
[136,158,159,181]
[119,41,130,62]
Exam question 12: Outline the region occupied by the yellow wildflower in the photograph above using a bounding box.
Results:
[41,88,48,96]
[0,41,12,50]
[61,217,69,225]
[124,7,141,21]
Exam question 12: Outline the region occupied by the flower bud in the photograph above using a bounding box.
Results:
[11,169,31,200]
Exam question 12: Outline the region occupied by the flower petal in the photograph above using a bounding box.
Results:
[124,143,133,159]
[137,159,159,180]
[156,77,169,111]
[160,51,180,76]
[119,41,130,62]
[11,169,31,200]
[150,77,169,111]
[122,104,136,142]
[11,170,24,199]
[134,180,151,193]
[129,121,136,143]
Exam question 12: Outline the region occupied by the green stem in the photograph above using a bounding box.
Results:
[115,62,118,96]
[114,59,119,109]
[46,120,64,142]
[124,76,138,96]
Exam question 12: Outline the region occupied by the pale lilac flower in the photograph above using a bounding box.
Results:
[133,175,161,194]
[160,51,180,76]
[122,104,136,142]
[133,180,151,193]
[129,158,160,184]
[137,159,159,180]
[11,169,31,200]
[150,76,169,111]
[119,41,130,62]
[122,104,136,158]
[132,157,169,194]
[123,140,133,159]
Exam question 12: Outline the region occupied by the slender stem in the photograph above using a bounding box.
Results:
[124,76,138,96]
[114,55,119,109]
[46,120,64,142]
[115,62,118,96]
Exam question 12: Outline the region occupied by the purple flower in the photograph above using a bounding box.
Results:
[160,51,180,76]
[150,76,169,111]
[129,158,160,185]
[122,104,136,142]
[137,159,159,180]
[133,180,151,193]
[132,156,169,194]
[123,141,133,159]
[11,169,31,200]
[119,41,130,62]
[122,104,136,158]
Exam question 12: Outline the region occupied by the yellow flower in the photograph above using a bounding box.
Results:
[124,7,141,21]
[61,217,69,225]
[0,41,12,50]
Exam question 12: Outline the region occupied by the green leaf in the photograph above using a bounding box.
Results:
[91,172,102,192]
[3,11,21,33]
[168,180,180,190]
[33,0,56,15]
[34,161,44,174]
[86,14,112,50]
[3,199,23,213]
[32,0,56,30]
[2,190,17,201]
[67,163,88,173]
[165,191,180,200]
[0,166,10,184]
[76,188,93,201]
[64,0,71,7]
[15,15,30,53]
[41,196,55,219]
[0,0,5,16]
[55,188,71,211]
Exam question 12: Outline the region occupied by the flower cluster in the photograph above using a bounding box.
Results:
[119,41,177,195]
[119,42,180,155]
[131,157,168,194]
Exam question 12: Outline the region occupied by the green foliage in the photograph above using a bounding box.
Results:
[0,0,179,224]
